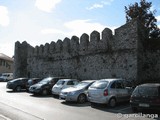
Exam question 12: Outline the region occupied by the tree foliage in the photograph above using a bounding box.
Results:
[125,0,160,38]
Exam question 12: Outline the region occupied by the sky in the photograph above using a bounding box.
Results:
[0,0,160,57]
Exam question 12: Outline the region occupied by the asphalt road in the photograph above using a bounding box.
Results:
[0,82,159,120]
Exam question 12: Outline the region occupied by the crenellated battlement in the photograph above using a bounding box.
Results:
[20,21,137,60]
[21,27,116,59]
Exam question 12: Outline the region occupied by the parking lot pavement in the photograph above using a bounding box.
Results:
[1,82,160,120]
[88,101,132,113]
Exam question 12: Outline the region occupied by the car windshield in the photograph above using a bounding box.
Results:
[2,75,8,77]
[10,79,20,82]
[39,78,52,84]
[56,80,65,85]
[90,81,108,89]
[74,82,90,89]
[137,86,159,96]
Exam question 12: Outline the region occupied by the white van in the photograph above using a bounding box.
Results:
[52,79,79,96]
[0,73,13,82]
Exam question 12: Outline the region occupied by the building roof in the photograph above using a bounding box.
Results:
[0,53,13,62]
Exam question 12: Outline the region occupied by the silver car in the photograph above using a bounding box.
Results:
[52,79,79,96]
[88,78,133,107]
[59,80,96,103]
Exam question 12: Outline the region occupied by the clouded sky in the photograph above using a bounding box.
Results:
[0,0,160,57]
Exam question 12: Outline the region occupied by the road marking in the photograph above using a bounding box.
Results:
[0,114,12,120]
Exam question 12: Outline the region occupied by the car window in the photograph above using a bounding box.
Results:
[74,82,89,89]
[115,81,124,89]
[73,80,79,85]
[67,81,74,85]
[123,80,133,87]
[53,78,61,83]
[138,86,159,96]
[50,79,55,84]
[11,79,20,82]
[24,79,29,82]
[35,79,41,82]
[39,78,51,84]
[90,81,108,89]
[57,80,65,85]
[110,82,116,88]
[132,87,139,95]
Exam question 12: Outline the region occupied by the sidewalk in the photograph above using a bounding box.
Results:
[0,115,11,120]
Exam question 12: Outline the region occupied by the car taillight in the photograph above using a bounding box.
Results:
[104,89,108,96]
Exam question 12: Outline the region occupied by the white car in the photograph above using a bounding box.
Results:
[0,73,13,82]
[88,78,133,107]
[52,79,79,96]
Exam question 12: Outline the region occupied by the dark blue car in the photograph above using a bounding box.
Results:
[6,78,29,92]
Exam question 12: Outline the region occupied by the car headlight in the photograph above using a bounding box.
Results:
[69,91,76,95]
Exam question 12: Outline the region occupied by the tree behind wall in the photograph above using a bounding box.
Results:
[125,0,160,38]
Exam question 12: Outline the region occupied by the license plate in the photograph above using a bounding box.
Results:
[139,103,149,107]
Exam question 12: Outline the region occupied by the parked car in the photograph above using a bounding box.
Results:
[52,79,79,96]
[88,78,133,107]
[29,77,64,95]
[59,80,96,103]
[6,78,29,92]
[26,78,42,91]
[130,83,160,112]
[0,73,13,82]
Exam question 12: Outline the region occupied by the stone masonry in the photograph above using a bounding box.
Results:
[13,19,160,84]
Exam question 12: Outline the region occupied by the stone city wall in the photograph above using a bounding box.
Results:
[14,19,160,84]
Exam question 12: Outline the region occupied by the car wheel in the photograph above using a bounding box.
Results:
[42,89,48,95]
[90,102,96,107]
[109,98,116,107]
[15,86,22,92]
[77,94,86,103]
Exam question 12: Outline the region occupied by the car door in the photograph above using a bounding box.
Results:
[109,81,119,99]
[21,78,28,89]
[115,80,130,102]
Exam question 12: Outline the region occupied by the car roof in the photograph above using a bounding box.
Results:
[48,77,65,79]
[58,79,78,81]
[138,83,160,87]
[81,80,96,83]
[16,78,28,80]
[10,78,28,81]
[99,78,123,82]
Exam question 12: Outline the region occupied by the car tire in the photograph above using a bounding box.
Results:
[90,102,97,107]
[77,94,86,104]
[109,98,116,107]
[42,89,48,95]
[14,86,22,92]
